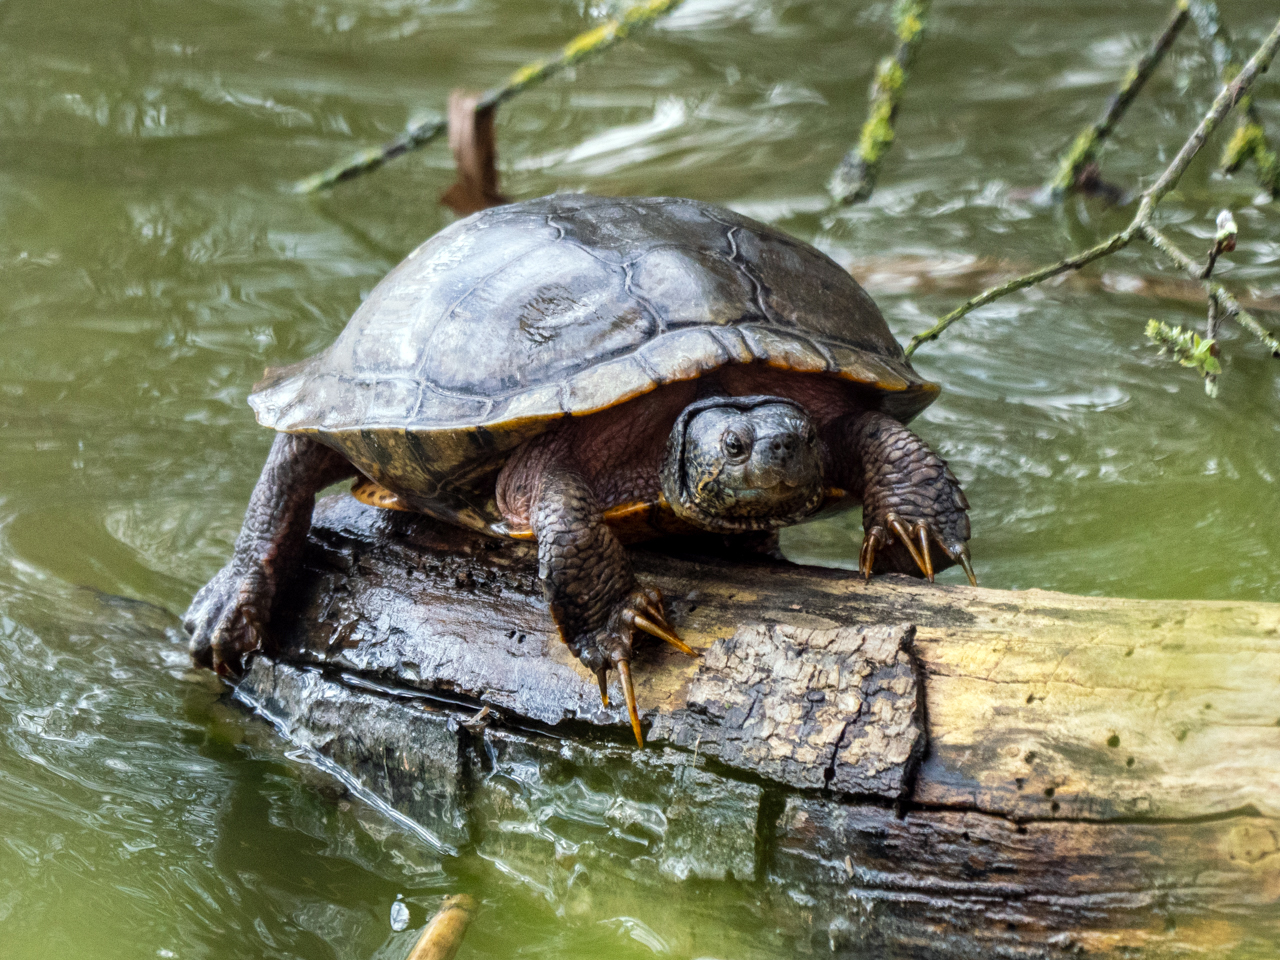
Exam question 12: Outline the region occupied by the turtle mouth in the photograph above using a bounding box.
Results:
[735,481,797,501]
[721,479,821,514]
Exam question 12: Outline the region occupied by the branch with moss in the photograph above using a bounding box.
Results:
[1188,1,1280,198]
[1045,1,1190,200]
[293,0,684,194]
[906,14,1280,390]
[828,0,930,206]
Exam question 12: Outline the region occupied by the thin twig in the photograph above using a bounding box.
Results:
[904,234,1134,354]
[1045,0,1190,199]
[1188,0,1280,197]
[906,15,1280,358]
[294,0,685,193]
[1199,209,1237,280]
[1140,224,1280,356]
[828,0,930,205]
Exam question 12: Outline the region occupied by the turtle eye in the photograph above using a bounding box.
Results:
[722,429,750,462]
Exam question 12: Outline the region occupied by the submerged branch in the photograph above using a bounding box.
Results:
[405,895,477,960]
[906,14,1280,361]
[439,90,508,216]
[1045,0,1190,200]
[828,0,930,205]
[293,0,684,194]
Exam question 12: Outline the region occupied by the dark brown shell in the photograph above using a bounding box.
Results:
[250,194,938,533]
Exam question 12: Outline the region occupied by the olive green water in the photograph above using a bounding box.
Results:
[2,0,1278,956]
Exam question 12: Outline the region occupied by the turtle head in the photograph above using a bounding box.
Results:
[661,395,825,533]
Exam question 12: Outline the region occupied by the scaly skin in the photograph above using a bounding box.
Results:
[185,379,973,746]
[530,461,689,745]
[531,462,635,674]
[836,410,974,584]
[185,433,354,675]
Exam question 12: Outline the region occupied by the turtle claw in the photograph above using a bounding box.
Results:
[617,587,696,657]
[621,607,695,656]
[858,512,977,585]
[860,525,885,581]
[184,566,270,677]
[631,613,695,656]
[886,513,929,579]
[616,659,644,748]
[638,586,665,620]
[916,524,935,581]
[585,587,697,749]
[634,587,694,655]
[928,531,977,587]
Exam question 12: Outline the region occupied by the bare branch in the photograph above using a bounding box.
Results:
[905,234,1133,355]
[907,15,1280,360]
[1136,16,1280,218]
[293,0,685,194]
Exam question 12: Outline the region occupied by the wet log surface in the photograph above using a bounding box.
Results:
[236,496,1280,958]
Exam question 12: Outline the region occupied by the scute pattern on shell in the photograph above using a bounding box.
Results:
[249,194,939,534]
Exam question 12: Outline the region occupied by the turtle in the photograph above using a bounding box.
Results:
[185,193,974,747]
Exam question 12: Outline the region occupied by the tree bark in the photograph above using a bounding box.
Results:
[235,495,1280,958]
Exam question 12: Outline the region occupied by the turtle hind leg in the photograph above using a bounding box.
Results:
[837,410,975,586]
[185,433,355,676]
[531,462,694,748]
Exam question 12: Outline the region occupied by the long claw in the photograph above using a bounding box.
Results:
[625,610,696,656]
[639,588,667,623]
[957,548,978,587]
[597,667,609,707]
[916,524,935,582]
[860,527,883,581]
[617,660,644,748]
[888,515,928,576]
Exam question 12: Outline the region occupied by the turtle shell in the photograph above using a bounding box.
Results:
[250,194,939,534]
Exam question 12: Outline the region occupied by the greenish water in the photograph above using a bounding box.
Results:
[1,0,1278,956]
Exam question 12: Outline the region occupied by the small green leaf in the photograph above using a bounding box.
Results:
[1145,319,1221,387]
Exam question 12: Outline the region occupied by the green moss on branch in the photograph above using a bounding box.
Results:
[1045,1,1189,198]
[828,0,929,206]
[1188,1,1280,198]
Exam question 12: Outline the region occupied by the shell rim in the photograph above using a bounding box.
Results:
[250,350,941,438]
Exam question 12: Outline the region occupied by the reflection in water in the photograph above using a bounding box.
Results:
[0,0,1278,956]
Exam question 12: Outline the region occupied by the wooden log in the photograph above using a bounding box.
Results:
[235,495,1280,957]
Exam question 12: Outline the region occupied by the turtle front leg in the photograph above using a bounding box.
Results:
[834,410,976,586]
[531,463,694,747]
[185,433,355,676]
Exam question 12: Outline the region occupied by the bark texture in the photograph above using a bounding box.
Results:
[232,495,1280,958]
